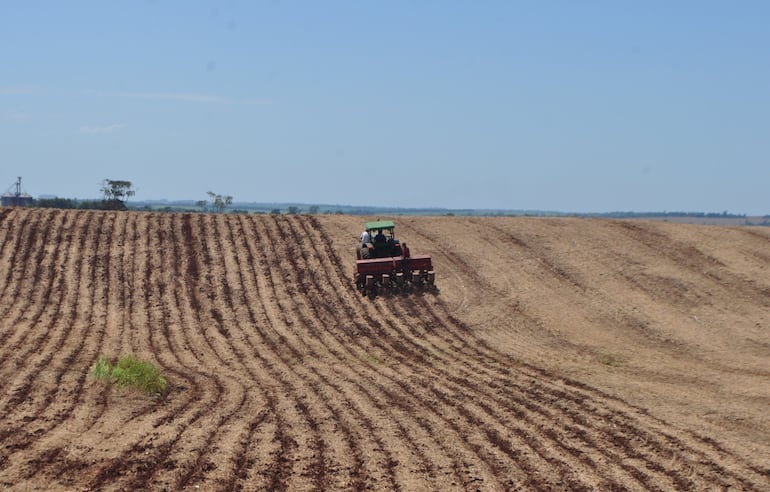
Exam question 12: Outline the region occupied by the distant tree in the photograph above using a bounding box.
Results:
[287,206,300,214]
[206,191,233,213]
[270,209,281,214]
[195,200,208,211]
[100,179,135,210]
[308,205,320,214]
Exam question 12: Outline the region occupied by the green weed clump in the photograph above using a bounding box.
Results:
[91,355,168,396]
[598,353,626,367]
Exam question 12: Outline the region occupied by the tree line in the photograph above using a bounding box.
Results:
[32,180,135,210]
[32,180,234,214]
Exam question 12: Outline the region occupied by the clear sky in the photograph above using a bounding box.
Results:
[2,1,768,213]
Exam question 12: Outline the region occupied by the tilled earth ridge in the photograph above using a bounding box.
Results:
[0,208,767,490]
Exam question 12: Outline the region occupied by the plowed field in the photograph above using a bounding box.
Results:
[0,208,768,491]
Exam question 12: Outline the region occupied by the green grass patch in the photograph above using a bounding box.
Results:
[598,353,626,367]
[91,355,168,396]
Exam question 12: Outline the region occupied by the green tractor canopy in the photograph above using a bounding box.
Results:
[364,220,395,234]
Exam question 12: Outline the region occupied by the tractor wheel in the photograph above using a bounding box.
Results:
[361,246,371,260]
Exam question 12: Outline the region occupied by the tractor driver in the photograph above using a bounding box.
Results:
[374,229,386,243]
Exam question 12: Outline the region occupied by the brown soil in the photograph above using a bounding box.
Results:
[0,208,767,491]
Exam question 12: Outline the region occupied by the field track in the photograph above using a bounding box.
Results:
[0,208,768,490]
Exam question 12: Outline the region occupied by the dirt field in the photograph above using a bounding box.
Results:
[0,208,767,491]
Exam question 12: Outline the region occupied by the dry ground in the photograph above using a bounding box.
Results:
[0,208,767,491]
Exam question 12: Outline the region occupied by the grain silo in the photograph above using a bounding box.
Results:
[1,177,33,207]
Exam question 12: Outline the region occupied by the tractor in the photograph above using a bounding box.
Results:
[354,220,435,296]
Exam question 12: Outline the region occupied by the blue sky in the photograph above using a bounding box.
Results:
[2,1,768,213]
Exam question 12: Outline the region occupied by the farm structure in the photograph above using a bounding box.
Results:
[1,177,32,207]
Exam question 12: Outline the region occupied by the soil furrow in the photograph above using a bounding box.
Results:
[171,214,277,490]
[136,213,238,489]
[0,209,63,369]
[275,215,468,489]
[219,214,369,490]
[0,207,11,227]
[0,208,31,312]
[309,218,579,477]
[0,211,101,478]
[84,213,215,490]
[225,215,377,491]
[218,215,322,491]
[16,211,117,481]
[295,216,524,484]
[297,216,539,486]
[300,217,497,487]
[404,218,764,483]
[47,213,137,485]
[385,296,653,489]
[413,262,764,486]
[400,294,686,487]
[287,224,478,488]
[316,215,764,488]
[612,220,770,305]
[2,210,769,490]
[0,211,85,475]
[250,215,392,491]
[237,215,342,491]
[0,210,86,411]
